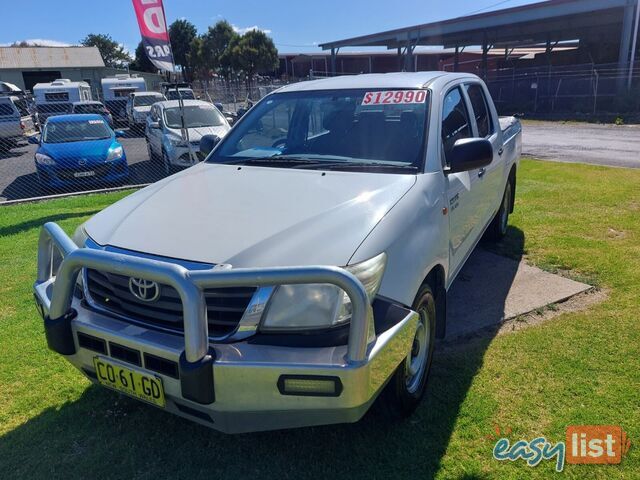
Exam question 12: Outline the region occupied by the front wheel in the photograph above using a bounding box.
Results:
[380,283,436,417]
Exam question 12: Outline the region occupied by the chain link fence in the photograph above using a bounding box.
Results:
[485,62,640,117]
[0,78,289,204]
[1,63,638,204]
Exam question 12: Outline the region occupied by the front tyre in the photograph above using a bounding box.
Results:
[381,283,436,417]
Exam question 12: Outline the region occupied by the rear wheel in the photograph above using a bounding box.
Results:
[485,176,513,242]
[381,283,436,417]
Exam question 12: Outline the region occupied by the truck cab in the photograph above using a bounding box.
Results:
[34,72,521,433]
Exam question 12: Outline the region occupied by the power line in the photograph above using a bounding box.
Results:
[465,0,518,16]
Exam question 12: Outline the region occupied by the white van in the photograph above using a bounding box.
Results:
[33,79,92,124]
[101,74,146,124]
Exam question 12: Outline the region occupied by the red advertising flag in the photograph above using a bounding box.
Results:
[131,0,175,72]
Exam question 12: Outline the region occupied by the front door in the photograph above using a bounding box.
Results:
[441,86,485,278]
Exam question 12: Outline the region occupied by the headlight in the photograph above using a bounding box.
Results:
[168,136,186,147]
[72,224,89,247]
[35,152,55,165]
[260,252,387,332]
[106,145,123,161]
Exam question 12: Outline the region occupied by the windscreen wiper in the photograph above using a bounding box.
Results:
[222,156,321,166]
[293,161,419,172]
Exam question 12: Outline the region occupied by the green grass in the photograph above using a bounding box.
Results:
[0,160,639,479]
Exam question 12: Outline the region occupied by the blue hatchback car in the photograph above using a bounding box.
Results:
[31,114,128,189]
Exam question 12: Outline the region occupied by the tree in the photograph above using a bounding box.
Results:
[129,42,156,73]
[80,34,132,69]
[201,20,238,77]
[169,19,197,80]
[228,30,279,81]
[187,36,206,81]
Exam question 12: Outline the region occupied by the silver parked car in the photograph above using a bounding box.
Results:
[145,99,230,174]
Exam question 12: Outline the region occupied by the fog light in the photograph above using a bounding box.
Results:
[277,375,343,397]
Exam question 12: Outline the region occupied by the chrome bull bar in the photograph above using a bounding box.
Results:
[35,222,373,368]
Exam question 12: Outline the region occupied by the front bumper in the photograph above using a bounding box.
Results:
[33,223,418,433]
[36,158,128,188]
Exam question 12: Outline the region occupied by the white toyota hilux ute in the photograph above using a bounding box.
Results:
[34,72,521,434]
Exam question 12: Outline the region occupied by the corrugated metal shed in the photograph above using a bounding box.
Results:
[0,46,105,69]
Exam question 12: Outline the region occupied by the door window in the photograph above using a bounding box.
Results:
[441,87,472,165]
[465,84,493,138]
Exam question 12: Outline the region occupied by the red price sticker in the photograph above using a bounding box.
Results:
[361,90,427,106]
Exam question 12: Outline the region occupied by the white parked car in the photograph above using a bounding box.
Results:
[126,91,166,130]
[34,72,521,433]
[145,100,231,174]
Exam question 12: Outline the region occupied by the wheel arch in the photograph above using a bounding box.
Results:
[508,164,517,214]
[420,264,447,339]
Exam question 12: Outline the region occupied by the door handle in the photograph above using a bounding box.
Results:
[498,147,504,156]
[478,168,486,178]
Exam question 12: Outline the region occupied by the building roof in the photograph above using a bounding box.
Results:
[277,72,471,92]
[0,46,105,69]
[319,0,630,50]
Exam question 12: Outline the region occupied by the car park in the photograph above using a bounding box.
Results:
[69,101,114,127]
[126,91,166,131]
[34,72,521,433]
[145,99,231,173]
[0,94,36,151]
[30,114,128,190]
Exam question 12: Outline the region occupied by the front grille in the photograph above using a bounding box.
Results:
[85,269,256,338]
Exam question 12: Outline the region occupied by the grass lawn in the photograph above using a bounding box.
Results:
[0,159,638,479]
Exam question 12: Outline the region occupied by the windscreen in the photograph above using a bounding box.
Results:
[134,95,162,107]
[166,90,195,100]
[43,119,111,143]
[210,89,429,167]
[163,105,225,128]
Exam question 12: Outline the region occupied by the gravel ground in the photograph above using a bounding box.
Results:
[522,120,640,168]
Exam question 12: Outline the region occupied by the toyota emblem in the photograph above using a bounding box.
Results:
[128,277,160,302]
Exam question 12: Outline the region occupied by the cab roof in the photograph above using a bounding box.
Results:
[276,72,476,92]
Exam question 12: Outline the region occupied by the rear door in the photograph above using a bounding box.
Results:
[441,85,485,276]
[463,82,503,226]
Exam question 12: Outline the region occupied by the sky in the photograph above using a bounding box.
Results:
[1,0,542,54]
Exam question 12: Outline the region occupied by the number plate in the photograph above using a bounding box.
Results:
[93,357,165,407]
[74,171,96,178]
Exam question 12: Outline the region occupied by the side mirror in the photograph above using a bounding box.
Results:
[28,135,41,145]
[447,138,493,174]
[114,130,126,138]
[199,134,221,156]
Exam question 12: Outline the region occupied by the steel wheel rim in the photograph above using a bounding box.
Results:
[405,307,430,393]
